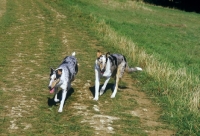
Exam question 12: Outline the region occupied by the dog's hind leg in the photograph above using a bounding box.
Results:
[111,63,124,98]
[58,89,67,112]
[111,76,119,98]
[100,77,110,96]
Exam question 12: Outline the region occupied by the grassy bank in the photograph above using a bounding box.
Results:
[50,0,200,135]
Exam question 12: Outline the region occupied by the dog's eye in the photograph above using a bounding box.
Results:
[54,78,56,80]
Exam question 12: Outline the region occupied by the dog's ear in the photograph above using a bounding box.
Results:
[55,69,62,78]
[50,68,54,74]
[57,69,62,75]
[106,52,110,58]
[97,50,102,58]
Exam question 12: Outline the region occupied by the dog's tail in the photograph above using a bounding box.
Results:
[72,52,76,56]
[125,64,142,73]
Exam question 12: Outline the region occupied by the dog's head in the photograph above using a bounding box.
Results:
[48,68,62,93]
[96,50,110,74]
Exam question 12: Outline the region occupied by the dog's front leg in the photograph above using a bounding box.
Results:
[54,87,59,102]
[54,94,59,102]
[58,89,67,112]
[100,77,110,96]
[94,68,100,101]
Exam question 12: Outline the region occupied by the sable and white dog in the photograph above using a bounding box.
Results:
[94,50,142,101]
[48,52,78,112]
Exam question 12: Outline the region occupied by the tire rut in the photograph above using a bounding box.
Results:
[122,75,174,136]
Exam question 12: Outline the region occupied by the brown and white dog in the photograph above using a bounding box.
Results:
[94,50,142,101]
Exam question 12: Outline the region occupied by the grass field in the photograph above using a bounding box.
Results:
[0,0,199,135]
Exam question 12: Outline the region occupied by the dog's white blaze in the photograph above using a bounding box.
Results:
[49,74,56,87]
[101,55,107,70]
[98,55,107,71]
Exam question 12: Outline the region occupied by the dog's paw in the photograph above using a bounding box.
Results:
[93,97,99,101]
[54,99,60,102]
[110,94,116,98]
[99,90,104,96]
[58,109,63,113]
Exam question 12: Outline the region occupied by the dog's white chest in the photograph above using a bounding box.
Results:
[102,59,112,77]
[102,71,111,77]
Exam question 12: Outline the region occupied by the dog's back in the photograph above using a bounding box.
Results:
[109,53,142,74]
[109,54,125,66]
[59,54,78,81]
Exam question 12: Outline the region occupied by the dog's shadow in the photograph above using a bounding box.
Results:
[89,83,128,97]
[47,88,74,107]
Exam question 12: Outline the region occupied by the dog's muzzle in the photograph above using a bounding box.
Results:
[48,86,55,94]
[100,68,105,74]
